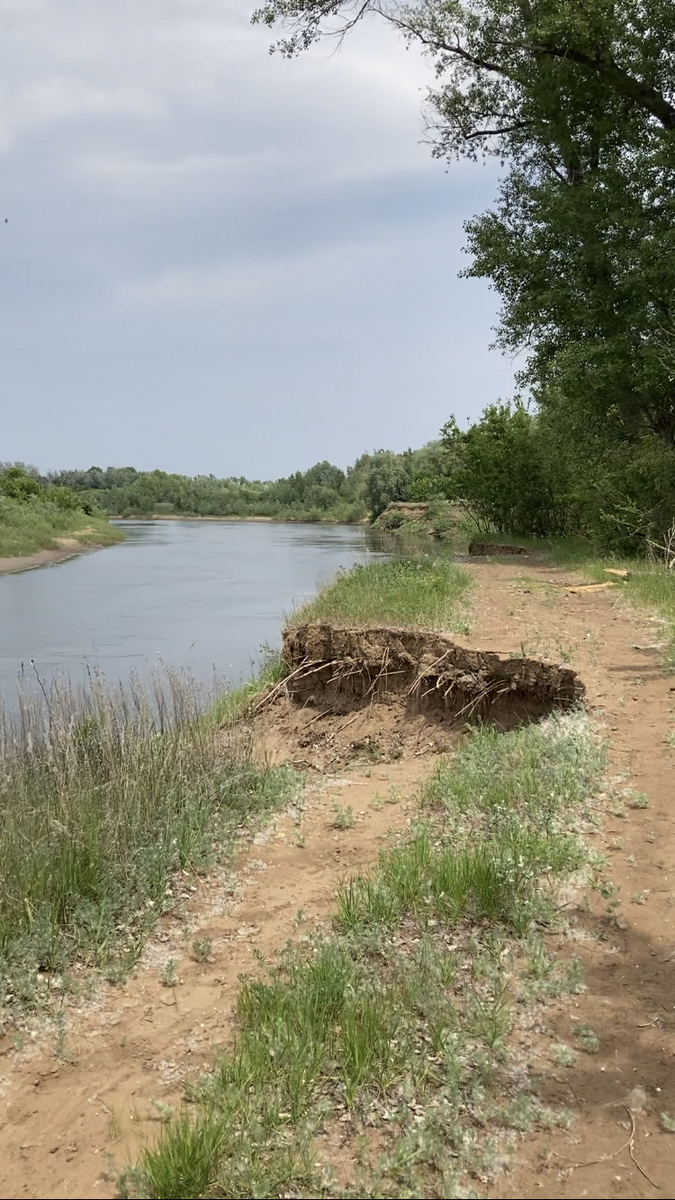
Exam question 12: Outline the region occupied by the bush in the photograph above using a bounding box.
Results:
[441,404,578,538]
[0,466,43,502]
[49,485,82,511]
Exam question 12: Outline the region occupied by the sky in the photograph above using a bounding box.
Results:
[0,0,516,479]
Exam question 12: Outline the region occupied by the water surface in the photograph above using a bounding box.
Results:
[0,520,388,699]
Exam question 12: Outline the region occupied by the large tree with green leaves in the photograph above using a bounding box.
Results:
[254,0,675,537]
[465,151,675,444]
[253,1,675,171]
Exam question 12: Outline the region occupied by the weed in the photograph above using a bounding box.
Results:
[331,802,356,830]
[661,1112,675,1133]
[190,937,212,963]
[53,1009,75,1063]
[108,1109,122,1141]
[576,1024,600,1053]
[0,670,296,1014]
[160,959,180,988]
[466,983,511,1050]
[627,790,650,808]
[551,1043,577,1067]
[140,1115,225,1199]
[150,1099,175,1123]
[117,1164,149,1199]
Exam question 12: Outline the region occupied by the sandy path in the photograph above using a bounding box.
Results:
[1,556,675,1198]
[458,560,675,1199]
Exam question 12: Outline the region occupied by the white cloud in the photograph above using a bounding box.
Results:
[0,0,513,474]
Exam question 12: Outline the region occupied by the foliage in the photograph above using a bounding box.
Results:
[50,448,458,523]
[251,0,675,545]
[288,556,472,631]
[50,461,368,523]
[253,1,675,168]
[357,449,413,519]
[0,465,115,558]
[0,498,122,559]
[0,465,44,502]
[440,403,576,537]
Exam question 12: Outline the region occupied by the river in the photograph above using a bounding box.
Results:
[0,520,389,701]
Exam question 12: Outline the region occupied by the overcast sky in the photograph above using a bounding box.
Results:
[0,0,515,478]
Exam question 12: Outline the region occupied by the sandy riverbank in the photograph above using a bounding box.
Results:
[0,540,105,575]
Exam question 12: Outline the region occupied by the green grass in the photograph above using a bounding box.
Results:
[0,497,124,558]
[126,710,605,1199]
[0,670,296,1012]
[287,557,472,633]
[207,648,287,726]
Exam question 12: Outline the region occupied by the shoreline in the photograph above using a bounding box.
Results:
[111,514,369,525]
[0,541,105,576]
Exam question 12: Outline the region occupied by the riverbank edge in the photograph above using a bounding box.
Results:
[0,541,110,576]
[112,514,370,524]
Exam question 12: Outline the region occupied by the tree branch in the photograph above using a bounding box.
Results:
[525,43,675,130]
[462,119,533,140]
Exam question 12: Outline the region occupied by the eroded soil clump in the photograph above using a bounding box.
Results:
[468,541,529,556]
[281,623,584,729]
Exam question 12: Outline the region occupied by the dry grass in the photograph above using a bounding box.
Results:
[0,669,296,1012]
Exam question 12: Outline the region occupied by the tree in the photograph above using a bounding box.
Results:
[0,466,43,502]
[352,450,413,518]
[253,1,675,175]
[464,155,675,444]
[254,0,675,545]
[441,403,573,535]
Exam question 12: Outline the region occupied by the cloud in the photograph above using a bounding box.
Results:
[0,0,514,475]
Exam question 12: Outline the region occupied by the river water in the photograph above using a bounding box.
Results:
[0,520,390,701]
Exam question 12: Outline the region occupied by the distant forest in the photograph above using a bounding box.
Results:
[3,387,673,556]
[48,443,450,525]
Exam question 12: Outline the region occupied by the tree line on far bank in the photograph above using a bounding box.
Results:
[244,0,675,556]
[3,390,672,557]
[44,450,439,525]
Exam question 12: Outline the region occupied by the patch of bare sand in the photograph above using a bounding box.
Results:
[0,535,103,575]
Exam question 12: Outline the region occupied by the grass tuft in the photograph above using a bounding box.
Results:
[0,670,296,1010]
[287,556,472,633]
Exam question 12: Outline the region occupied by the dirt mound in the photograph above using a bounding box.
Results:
[281,624,584,727]
[468,541,529,556]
